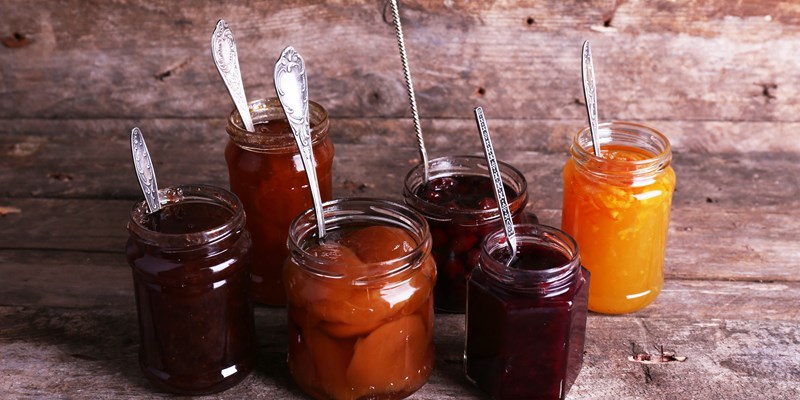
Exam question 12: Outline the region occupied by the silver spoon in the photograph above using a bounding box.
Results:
[474,107,517,262]
[389,0,430,182]
[212,19,255,132]
[581,40,602,157]
[130,127,161,214]
[274,46,326,240]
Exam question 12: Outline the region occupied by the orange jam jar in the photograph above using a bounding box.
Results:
[561,122,675,314]
[284,199,436,400]
[225,98,334,305]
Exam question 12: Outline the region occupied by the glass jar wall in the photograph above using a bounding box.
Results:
[284,198,436,400]
[126,184,256,395]
[561,121,675,314]
[225,98,334,305]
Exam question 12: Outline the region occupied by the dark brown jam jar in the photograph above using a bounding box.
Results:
[465,224,589,400]
[225,98,334,305]
[126,184,256,395]
[403,155,533,313]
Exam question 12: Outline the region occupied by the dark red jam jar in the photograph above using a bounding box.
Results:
[225,98,334,305]
[465,224,590,400]
[126,184,257,395]
[403,155,532,313]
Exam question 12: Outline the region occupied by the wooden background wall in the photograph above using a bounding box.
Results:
[1,1,799,398]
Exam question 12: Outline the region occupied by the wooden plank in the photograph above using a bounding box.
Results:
[2,291,798,399]
[2,199,799,282]
[0,1,798,121]
[1,248,798,317]
[3,128,800,210]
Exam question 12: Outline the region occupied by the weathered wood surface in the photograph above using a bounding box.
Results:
[2,0,800,399]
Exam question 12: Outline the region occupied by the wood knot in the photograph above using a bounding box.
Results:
[2,32,30,48]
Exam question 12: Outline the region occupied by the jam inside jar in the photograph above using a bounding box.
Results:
[126,184,256,395]
[403,155,532,313]
[285,198,436,400]
[465,224,589,400]
[225,98,334,305]
[561,121,675,314]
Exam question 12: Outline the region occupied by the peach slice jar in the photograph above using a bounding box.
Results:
[284,198,436,400]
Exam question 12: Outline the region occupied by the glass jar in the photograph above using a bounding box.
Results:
[126,184,256,395]
[561,121,675,314]
[225,98,334,305]
[465,224,589,400]
[403,155,532,313]
[284,198,436,400]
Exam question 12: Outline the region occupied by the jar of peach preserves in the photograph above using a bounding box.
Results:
[284,198,436,400]
[225,98,334,305]
[561,122,675,314]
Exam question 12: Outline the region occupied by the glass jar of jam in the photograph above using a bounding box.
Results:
[465,224,589,400]
[561,121,675,314]
[403,155,532,313]
[225,98,334,305]
[284,198,436,400]
[125,184,257,395]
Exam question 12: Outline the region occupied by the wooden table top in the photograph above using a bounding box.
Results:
[1,1,798,399]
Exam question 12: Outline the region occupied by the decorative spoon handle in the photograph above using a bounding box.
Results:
[389,0,429,182]
[581,40,602,157]
[274,46,326,240]
[212,19,255,132]
[474,107,517,257]
[130,127,161,214]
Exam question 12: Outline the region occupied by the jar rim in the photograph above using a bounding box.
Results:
[226,97,330,153]
[571,121,672,178]
[480,224,581,295]
[127,184,246,249]
[402,155,529,224]
[287,197,432,283]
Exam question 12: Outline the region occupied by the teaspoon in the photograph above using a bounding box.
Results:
[474,107,517,262]
[212,19,255,132]
[130,127,161,214]
[274,46,326,240]
[582,40,602,157]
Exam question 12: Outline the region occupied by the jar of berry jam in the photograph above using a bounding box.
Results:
[126,184,257,395]
[284,198,436,400]
[465,224,589,400]
[225,98,334,305]
[403,155,532,312]
[562,121,675,314]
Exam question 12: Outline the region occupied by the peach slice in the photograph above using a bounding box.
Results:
[346,314,431,397]
[340,226,417,265]
[301,325,357,400]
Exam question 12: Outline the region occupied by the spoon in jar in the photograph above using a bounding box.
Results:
[212,19,255,132]
[581,40,602,157]
[130,127,161,214]
[389,0,430,182]
[474,107,517,263]
[274,46,326,240]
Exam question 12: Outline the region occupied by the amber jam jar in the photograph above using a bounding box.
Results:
[125,184,256,395]
[465,224,589,400]
[403,155,531,313]
[225,98,334,305]
[284,198,436,400]
[562,122,675,314]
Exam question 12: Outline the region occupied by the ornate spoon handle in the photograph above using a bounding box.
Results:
[130,127,161,214]
[212,19,254,132]
[582,40,602,157]
[474,107,517,257]
[274,46,326,240]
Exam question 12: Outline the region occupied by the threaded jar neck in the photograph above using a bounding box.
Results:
[479,224,581,297]
[570,121,672,183]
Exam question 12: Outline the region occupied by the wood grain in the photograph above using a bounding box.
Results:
[1,1,798,398]
[0,1,797,122]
